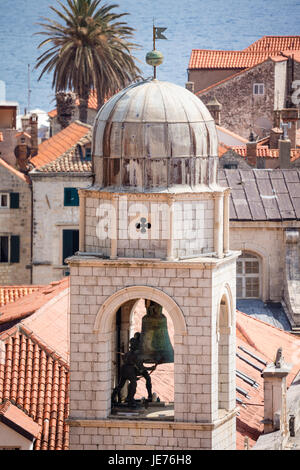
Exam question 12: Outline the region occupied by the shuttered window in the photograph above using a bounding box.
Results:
[64,188,79,207]
[10,235,20,263]
[10,192,19,209]
[0,235,20,263]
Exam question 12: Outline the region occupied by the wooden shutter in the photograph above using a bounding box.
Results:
[64,188,79,206]
[10,193,19,209]
[10,235,20,263]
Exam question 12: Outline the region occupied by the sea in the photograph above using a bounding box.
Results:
[0,0,300,115]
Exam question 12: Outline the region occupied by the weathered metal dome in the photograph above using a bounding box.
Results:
[92,79,219,191]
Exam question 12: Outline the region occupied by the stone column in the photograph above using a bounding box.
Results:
[214,193,224,258]
[110,195,118,259]
[166,196,175,261]
[262,348,292,435]
[223,189,230,255]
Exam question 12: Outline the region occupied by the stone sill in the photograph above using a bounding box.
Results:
[67,408,237,431]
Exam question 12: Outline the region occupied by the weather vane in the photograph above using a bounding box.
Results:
[146,24,167,79]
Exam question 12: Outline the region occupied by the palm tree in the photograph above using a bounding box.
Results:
[35,0,141,123]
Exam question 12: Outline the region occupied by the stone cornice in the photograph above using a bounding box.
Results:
[67,252,240,269]
[78,188,227,202]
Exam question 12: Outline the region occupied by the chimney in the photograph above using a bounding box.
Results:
[246,131,257,167]
[261,348,292,437]
[56,91,76,130]
[279,128,292,169]
[30,113,38,157]
[270,127,283,149]
[206,95,222,125]
[14,134,31,173]
[185,82,195,94]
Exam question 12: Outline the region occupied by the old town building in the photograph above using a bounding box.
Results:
[188,36,300,141]
[30,121,93,285]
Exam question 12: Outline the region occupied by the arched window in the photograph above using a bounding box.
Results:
[236,252,261,299]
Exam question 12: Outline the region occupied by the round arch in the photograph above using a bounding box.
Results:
[216,282,234,338]
[93,286,187,336]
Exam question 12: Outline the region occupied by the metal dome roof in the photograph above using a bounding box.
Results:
[92,79,219,191]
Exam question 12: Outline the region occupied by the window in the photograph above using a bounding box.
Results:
[0,236,9,262]
[0,194,9,208]
[77,144,91,161]
[223,163,238,169]
[62,229,79,265]
[0,193,19,209]
[0,235,20,263]
[64,188,79,207]
[253,83,264,95]
[237,252,260,299]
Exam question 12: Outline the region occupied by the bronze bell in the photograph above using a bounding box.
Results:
[137,300,174,364]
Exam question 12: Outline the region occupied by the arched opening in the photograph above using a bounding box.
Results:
[93,286,186,420]
[217,287,234,412]
[111,299,175,417]
[236,251,261,299]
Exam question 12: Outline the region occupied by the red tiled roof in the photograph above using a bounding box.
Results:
[48,89,98,118]
[0,278,69,326]
[231,145,300,161]
[245,36,300,53]
[0,286,44,308]
[30,121,91,170]
[0,399,40,439]
[132,301,300,449]
[0,278,70,450]
[189,50,270,70]
[0,158,31,184]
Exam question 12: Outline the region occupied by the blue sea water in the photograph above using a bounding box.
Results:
[0,0,300,113]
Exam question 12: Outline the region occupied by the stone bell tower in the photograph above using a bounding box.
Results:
[67,78,239,450]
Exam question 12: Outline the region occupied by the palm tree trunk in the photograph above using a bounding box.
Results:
[79,86,89,123]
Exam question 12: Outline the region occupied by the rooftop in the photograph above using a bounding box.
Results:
[48,89,98,118]
[0,286,44,308]
[30,121,91,170]
[218,168,300,221]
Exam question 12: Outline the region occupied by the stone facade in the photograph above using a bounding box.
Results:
[31,173,93,285]
[198,59,277,140]
[68,257,238,450]
[0,162,32,285]
[188,68,244,95]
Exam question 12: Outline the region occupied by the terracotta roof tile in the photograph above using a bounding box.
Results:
[231,145,300,161]
[189,50,270,70]
[0,278,69,326]
[0,286,44,307]
[30,121,91,170]
[0,278,70,450]
[245,36,300,53]
[35,132,92,174]
[0,399,40,439]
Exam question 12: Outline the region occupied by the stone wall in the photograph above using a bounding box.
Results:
[31,174,92,285]
[198,59,276,139]
[84,194,216,259]
[230,222,287,302]
[0,165,31,285]
[68,255,237,450]
[188,69,244,95]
